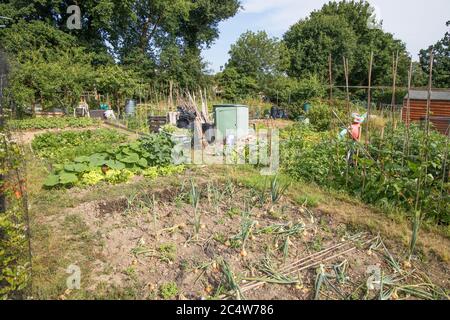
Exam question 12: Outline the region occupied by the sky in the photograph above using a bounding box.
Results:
[202,0,450,74]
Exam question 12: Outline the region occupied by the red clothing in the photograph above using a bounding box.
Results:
[350,123,361,141]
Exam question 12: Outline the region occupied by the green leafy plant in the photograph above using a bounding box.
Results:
[8,117,99,131]
[42,132,185,189]
[157,243,177,263]
[269,175,290,204]
[159,282,178,300]
[0,131,30,299]
[80,170,105,186]
[281,123,450,225]
[32,129,127,163]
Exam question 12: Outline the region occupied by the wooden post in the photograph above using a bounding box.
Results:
[391,51,399,128]
[425,52,434,138]
[168,80,173,110]
[405,60,413,142]
[365,51,374,145]
[343,56,350,118]
[328,53,333,104]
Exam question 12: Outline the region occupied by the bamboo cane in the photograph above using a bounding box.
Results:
[402,59,413,167]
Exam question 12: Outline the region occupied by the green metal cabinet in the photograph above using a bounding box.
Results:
[213,104,249,141]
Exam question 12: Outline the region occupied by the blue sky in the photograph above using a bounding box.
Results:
[202,0,450,74]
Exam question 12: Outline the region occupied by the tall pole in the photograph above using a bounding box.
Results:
[0,74,4,128]
[425,52,434,138]
[328,53,333,104]
[402,59,413,165]
[391,51,399,128]
[0,74,4,214]
[365,51,374,146]
[343,56,350,118]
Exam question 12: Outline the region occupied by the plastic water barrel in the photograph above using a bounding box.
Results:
[125,99,136,115]
[303,102,312,113]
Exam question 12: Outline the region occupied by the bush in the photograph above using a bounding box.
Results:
[0,132,30,299]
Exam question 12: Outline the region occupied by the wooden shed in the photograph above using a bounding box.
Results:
[402,90,450,135]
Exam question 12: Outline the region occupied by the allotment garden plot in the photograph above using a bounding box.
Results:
[10,118,449,300]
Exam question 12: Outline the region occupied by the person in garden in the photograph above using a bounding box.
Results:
[349,113,364,142]
[346,113,364,165]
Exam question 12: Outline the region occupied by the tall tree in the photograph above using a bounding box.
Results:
[0,0,241,87]
[284,14,357,82]
[284,0,409,86]
[419,21,450,88]
[226,31,289,80]
[218,31,289,100]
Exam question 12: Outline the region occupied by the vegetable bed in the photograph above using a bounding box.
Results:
[39,132,185,188]
[8,117,99,130]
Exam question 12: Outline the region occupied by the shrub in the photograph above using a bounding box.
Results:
[0,132,30,299]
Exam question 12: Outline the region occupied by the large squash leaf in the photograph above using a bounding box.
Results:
[44,174,60,187]
[121,153,140,164]
[137,158,148,168]
[105,160,126,170]
[59,172,78,185]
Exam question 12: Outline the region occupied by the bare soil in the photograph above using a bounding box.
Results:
[31,173,450,300]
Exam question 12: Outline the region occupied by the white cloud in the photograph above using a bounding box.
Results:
[243,0,299,14]
[242,0,328,33]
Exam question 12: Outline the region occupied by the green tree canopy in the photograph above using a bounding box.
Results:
[284,14,357,82]
[227,31,289,79]
[0,0,241,90]
[284,0,410,86]
[216,67,258,101]
[419,21,450,88]
[218,30,289,101]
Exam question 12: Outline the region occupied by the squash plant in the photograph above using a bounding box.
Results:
[8,117,99,131]
[32,129,128,163]
[44,133,179,188]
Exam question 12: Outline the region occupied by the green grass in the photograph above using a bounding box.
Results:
[159,282,179,300]
[294,194,323,208]
[157,243,177,263]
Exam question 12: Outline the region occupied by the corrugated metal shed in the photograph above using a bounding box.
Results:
[402,90,450,135]
[405,90,450,101]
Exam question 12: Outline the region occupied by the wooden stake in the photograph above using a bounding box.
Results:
[365,52,374,146]
[328,53,333,104]
[425,52,434,138]
[403,59,413,162]
[391,51,399,128]
[343,56,350,118]
[169,80,174,109]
